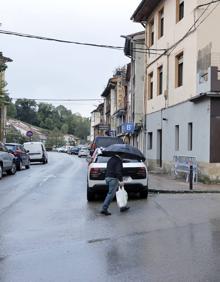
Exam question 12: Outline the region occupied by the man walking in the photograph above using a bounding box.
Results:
[100,154,129,216]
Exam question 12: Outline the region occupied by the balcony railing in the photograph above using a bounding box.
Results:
[197,66,220,94]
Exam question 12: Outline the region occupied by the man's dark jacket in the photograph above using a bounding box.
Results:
[105,155,123,181]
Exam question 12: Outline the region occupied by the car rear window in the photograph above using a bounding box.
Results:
[123,159,140,163]
[23,144,42,153]
[95,156,110,163]
[95,137,124,148]
[5,145,16,151]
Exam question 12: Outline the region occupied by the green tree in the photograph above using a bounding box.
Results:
[44,117,54,130]
[7,102,16,118]
[15,99,38,125]
[56,105,72,121]
[37,103,66,131]
[5,94,16,118]
[46,128,65,148]
[61,123,68,134]
[6,127,28,143]
[5,99,90,143]
[73,114,90,141]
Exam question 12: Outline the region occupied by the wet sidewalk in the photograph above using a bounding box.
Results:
[149,173,220,193]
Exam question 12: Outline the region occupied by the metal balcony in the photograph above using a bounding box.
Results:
[197,66,220,94]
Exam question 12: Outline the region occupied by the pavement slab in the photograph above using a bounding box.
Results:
[149,173,220,193]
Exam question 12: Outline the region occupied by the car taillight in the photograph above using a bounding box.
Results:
[90,167,101,177]
[90,167,105,178]
[136,167,146,177]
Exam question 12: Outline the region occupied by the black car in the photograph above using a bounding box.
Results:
[5,143,30,170]
[90,136,124,156]
[70,146,80,155]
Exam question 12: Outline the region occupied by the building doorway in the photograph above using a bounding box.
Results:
[157,129,162,167]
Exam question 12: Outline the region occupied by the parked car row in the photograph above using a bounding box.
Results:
[0,141,48,180]
[55,145,90,158]
[55,136,125,159]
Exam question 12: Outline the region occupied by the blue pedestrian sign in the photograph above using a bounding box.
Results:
[26,130,33,137]
[122,123,135,134]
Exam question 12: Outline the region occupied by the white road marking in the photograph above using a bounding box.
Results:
[39,175,56,186]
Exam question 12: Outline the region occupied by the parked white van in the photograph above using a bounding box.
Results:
[23,142,48,164]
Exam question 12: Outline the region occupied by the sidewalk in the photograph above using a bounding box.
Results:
[149,173,220,193]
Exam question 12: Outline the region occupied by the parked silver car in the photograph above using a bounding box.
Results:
[78,147,89,158]
[0,142,17,179]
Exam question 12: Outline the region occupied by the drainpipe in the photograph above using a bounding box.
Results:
[143,62,148,159]
[161,54,170,131]
[165,53,170,108]
[160,53,170,169]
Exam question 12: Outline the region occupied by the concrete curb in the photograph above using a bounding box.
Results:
[149,189,220,194]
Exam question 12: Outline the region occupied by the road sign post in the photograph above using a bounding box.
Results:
[189,165,193,190]
[26,130,33,141]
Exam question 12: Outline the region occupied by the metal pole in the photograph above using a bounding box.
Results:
[189,165,193,190]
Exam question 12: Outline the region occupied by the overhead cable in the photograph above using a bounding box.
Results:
[166,2,212,54]
[0,29,166,55]
[195,2,220,29]
[196,0,220,9]
[0,0,218,59]
[11,98,103,101]
[0,29,123,50]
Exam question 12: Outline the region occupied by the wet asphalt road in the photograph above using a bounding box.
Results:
[1,153,220,281]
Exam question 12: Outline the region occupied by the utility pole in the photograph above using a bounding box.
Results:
[0,52,12,142]
[0,71,6,142]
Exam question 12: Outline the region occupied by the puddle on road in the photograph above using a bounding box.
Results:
[0,256,7,262]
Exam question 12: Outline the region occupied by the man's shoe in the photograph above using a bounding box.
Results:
[120,206,130,212]
[100,210,111,216]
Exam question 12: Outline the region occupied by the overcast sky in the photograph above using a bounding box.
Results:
[0,0,143,117]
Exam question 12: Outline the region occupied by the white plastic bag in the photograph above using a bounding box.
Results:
[116,185,128,208]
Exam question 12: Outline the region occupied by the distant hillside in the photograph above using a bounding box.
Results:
[7,118,48,141]
[6,118,79,146]
[6,99,90,142]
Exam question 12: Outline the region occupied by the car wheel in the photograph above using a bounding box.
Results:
[0,164,3,179]
[140,188,148,199]
[7,162,17,175]
[42,157,46,164]
[87,185,95,202]
[17,161,22,171]
[25,161,30,169]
